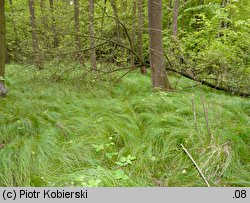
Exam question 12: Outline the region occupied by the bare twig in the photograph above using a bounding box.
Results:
[181,144,210,187]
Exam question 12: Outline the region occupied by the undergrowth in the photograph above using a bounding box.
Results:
[0,64,249,186]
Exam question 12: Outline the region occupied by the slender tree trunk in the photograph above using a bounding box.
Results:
[130,0,137,66]
[101,0,108,36]
[172,0,179,39]
[89,0,97,70]
[73,0,84,65]
[170,0,180,68]
[8,0,19,61]
[167,0,173,30]
[0,0,7,96]
[121,0,128,24]
[138,0,147,74]
[29,0,41,68]
[40,0,49,48]
[148,0,172,90]
[40,0,49,31]
[49,0,59,48]
[110,0,121,39]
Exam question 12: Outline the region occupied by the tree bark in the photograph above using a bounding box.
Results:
[101,0,108,36]
[40,0,49,31]
[138,0,147,74]
[110,0,121,39]
[148,0,172,90]
[0,0,7,96]
[167,0,173,30]
[49,0,59,48]
[29,0,41,68]
[73,0,84,65]
[130,0,136,67]
[172,0,179,39]
[8,0,19,61]
[89,0,97,70]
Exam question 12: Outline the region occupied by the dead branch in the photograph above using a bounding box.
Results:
[181,144,210,187]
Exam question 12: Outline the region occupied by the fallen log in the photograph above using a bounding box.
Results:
[166,67,250,97]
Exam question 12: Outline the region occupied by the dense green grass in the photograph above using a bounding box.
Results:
[0,64,249,187]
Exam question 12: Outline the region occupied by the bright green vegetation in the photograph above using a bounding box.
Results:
[0,65,249,187]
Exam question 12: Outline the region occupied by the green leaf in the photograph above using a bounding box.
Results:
[114,170,129,180]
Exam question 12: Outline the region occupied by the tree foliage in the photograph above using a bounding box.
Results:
[3,0,250,95]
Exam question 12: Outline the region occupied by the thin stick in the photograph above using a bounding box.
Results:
[191,94,197,131]
[201,96,213,140]
[181,144,210,187]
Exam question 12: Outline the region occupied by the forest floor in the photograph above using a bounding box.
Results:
[0,64,249,187]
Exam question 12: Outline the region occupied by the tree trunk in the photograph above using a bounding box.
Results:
[0,0,7,97]
[29,0,41,68]
[101,0,108,36]
[172,0,179,39]
[110,0,121,39]
[8,0,18,61]
[73,0,84,65]
[130,0,136,67]
[167,0,173,30]
[148,0,172,90]
[138,0,147,74]
[49,0,59,48]
[40,0,49,31]
[89,0,97,70]
[40,0,50,49]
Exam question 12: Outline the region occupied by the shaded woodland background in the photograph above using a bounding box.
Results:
[1,0,249,96]
[0,0,249,187]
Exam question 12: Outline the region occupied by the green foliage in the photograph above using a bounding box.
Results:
[115,155,137,167]
[0,65,249,187]
[172,1,250,94]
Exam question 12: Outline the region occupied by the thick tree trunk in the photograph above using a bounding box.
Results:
[148,0,172,90]
[130,0,136,67]
[73,0,84,65]
[138,0,147,74]
[0,0,7,97]
[89,0,97,70]
[49,0,59,48]
[29,0,41,68]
